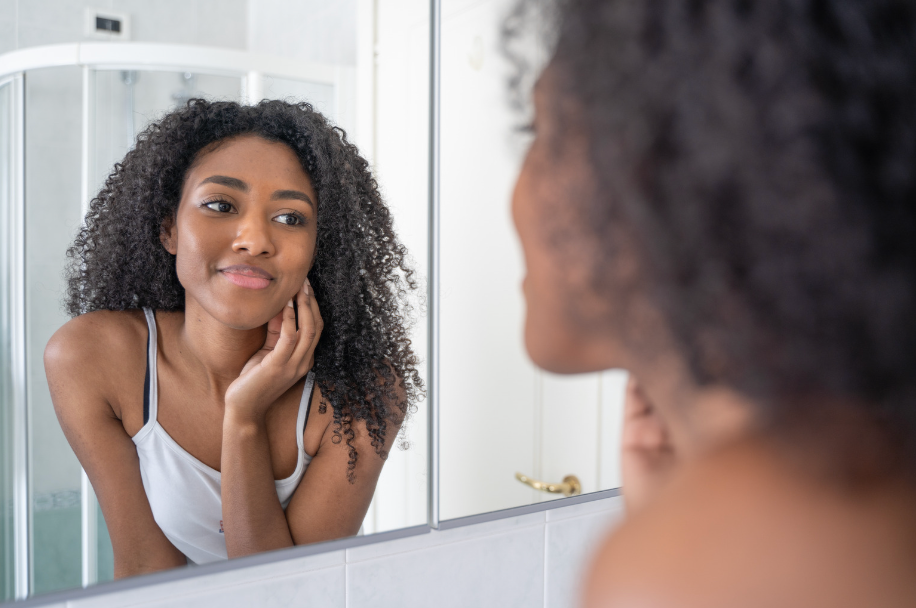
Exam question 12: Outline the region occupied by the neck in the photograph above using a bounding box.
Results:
[628,349,757,459]
[173,298,266,396]
[684,386,759,454]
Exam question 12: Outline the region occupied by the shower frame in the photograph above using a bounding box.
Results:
[0,42,343,600]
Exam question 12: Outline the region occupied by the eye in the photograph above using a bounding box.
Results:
[202,199,236,213]
[275,212,306,227]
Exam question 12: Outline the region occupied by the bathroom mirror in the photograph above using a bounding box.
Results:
[0,0,430,601]
[436,0,627,522]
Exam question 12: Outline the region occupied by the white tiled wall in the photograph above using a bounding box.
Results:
[0,0,247,52]
[36,495,623,608]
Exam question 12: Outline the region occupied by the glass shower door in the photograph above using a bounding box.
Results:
[25,65,87,595]
[91,70,244,192]
[4,62,340,598]
[0,77,18,603]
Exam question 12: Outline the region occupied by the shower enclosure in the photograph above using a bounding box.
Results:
[0,42,349,601]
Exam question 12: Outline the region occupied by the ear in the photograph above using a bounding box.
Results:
[160,215,178,255]
[620,375,678,513]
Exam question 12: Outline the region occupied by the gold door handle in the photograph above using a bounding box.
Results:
[515,472,582,497]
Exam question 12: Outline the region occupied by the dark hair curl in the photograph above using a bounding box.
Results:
[518,0,916,480]
[66,99,423,480]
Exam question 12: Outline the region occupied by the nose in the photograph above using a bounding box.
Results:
[231,211,275,257]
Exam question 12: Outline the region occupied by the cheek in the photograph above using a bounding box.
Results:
[514,147,620,373]
[521,242,588,372]
[172,217,220,288]
[513,159,587,370]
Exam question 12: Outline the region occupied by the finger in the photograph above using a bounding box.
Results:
[262,309,284,352]
[292,279,323,364]
[272,297,299,362]
[624,376,652,419]
[304,278,324,347]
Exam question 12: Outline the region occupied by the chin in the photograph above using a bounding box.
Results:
[523,313,620,375]
[524,319,584,374]
[205,296,279,330]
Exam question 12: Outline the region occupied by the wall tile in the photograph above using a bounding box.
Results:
[18,0,86,31]
[545,507,624,608]
[347,511,545,563]
[132,565,345,608]
[248,0,357,65]
[16,24,76,47]
[546,494,624,522]
[195,0,246,49]
[0,0,16,22]
[113,0,198,45]
[68,550,345,608]
[348,524,546,608]
[0,18,15,54]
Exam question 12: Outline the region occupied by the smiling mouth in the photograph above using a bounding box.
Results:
[219,265,273,290]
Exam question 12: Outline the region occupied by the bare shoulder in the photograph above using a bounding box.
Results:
[45,309,147,369]
[304,383,390,456]
[304,363,409,455]
[44,309,149,412]
[584,438,916,608]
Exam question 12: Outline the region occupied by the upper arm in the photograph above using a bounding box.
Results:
[45,314,186,576]
[285,379,405,545]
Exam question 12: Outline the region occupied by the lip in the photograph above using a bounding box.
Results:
[219,265,274,290]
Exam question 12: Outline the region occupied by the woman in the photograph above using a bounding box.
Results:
[510,0,916,605]
[45,99,422,576]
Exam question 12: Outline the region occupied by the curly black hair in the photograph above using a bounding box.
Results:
[66,99,424,480]
[516,0,916,479]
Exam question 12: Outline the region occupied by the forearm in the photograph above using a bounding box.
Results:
[221,412,294,558]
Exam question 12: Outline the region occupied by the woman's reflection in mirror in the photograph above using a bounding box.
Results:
[44,100,423,577]
[509,0,916,605]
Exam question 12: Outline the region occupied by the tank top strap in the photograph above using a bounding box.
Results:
[296,371,316,453]
[142,307,159,424]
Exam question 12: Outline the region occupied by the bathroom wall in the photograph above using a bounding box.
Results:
[247,0,356,65]
[0,0,247,55]
[24,494,624,608]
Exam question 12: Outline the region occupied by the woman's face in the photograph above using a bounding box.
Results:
[511,69,624,374]
[163,134,318,329]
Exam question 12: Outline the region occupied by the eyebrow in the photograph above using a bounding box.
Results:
[271,189,315,209]
[198,175,314,209]
[199,175,249,192]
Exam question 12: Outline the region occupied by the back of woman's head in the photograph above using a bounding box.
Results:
[546,0,916,476]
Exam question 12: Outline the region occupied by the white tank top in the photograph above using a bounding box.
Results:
[132,307,314,565]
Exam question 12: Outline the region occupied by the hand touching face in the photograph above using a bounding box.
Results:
[225,277,324,421]
[621,376,678,513]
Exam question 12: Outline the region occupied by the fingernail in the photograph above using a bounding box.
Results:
[303,279,311,295]
[287,298,294,308]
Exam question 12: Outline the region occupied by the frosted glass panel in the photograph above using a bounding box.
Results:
[24,66,85,595]
[0,80,16,603]
[92,70,243,196]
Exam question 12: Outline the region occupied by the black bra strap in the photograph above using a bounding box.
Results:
[143,329,150,425]
[302,377,316,436]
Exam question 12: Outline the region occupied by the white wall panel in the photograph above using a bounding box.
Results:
[55,495,624,608]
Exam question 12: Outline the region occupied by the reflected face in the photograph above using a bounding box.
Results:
[164,135,318,329]
[511,69,622,374]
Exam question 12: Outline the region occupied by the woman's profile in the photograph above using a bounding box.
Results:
[44,99,422,576]
[508,0,916,605]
